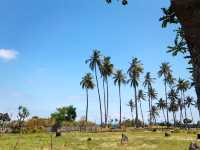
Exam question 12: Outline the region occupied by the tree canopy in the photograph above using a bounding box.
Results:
[51,105,77,123]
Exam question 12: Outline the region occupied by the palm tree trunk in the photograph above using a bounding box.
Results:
[148,97,151,125]
[106,78,109,125]
[131,108,134,126]
[162,108,167,124]
[86,89,89,123]
[172,0,200,120]
[164,79,169,124]
[150,98,153,122]
[183,92,187,119]
[179,91,184,123]
[102,78,107,125]
[140,101,144,126]
[148,85,152,125]
[95,66,103,126]
[180,107,183,123]
[173,112,176,127]
[134,86,138,127]
[190,107,193,121]
[118,84,122,127]
[153,115,156,125]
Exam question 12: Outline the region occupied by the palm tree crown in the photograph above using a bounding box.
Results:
[169,102,179,113]
[100,56,113,79]
[157,98,167,123]
[80,73,95,90]
[86,50,102,71]
[127,58,143,87]
[158,62,172,78]
[169,101,179,115]
[148,88,157,101]
[143,72,154,89]
[127,99,135,122]
[138,90,145,102]
[177,78,190,93]
[168,89,179,103]
[151,106,159,124]
[113,70,126,87]
[166,73,176,88]
[185,96,195,108]
[157,98,167,110]
[151,106,159,116]
[128,100,135,109]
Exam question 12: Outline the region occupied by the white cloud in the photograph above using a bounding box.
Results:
[0,49,18,61]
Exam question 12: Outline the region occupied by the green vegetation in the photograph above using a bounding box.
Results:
[80,73,95,123]
[51,106,77,123]
[81,50,196,128]
[106,0,200,120]
[1,1,200,149]
[0,130,199,150]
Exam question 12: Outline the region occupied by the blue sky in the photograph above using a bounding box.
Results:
[0,0,197,123]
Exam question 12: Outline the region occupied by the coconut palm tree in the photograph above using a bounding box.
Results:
[127,99,135,126]
[176,78,190,119]
[151,106,159,125]
[86,50,103,125]
[177,98,184,123]
[148,88,158,112]
[138,89,145,125]
[100,65,107,125]
[128,58,143,127]
[113,69,126,126]
[168,89,179,126]
[169,102,179,127]
[166,73,176,89]
[158,62,172,124]
[157,98,167,123]
[80,73,95,122]
[100,56,113,125]
[143,72,155,125]
[185,96,195,121]
[148,87,158,124]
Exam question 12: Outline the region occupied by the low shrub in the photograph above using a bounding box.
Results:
[165,132,171,137]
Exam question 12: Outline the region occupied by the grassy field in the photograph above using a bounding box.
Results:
[0,130,199,150]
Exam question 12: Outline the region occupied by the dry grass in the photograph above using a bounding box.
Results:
[0,129,199,150]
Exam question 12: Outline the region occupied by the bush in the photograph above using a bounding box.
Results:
[121,119,143,127]
[184,118,192,124]
[165,132,171,137]
[152,129,157,132]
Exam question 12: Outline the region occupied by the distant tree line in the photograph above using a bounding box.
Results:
[0,105,79,134]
